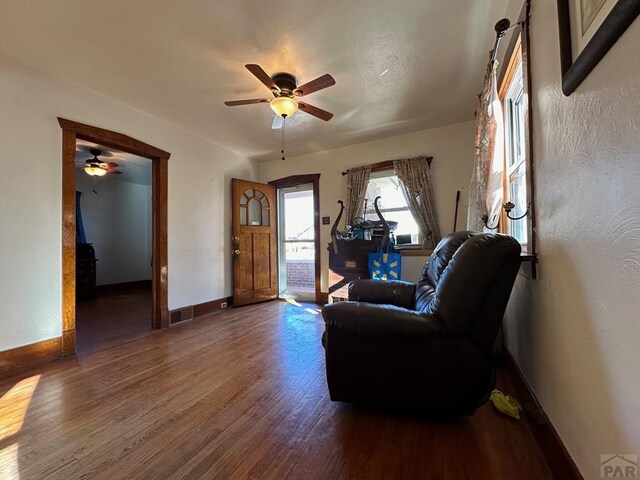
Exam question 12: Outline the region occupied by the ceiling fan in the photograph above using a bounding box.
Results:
[225,64,335,127]
[80,148,122,177]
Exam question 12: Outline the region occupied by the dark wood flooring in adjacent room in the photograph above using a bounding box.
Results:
[0,300,551,479]
[75,283,152,355]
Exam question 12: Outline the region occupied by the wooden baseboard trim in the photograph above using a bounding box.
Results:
[502,348,583,480]
[0,337,62,377]
[170,296,233,326]
[95,279,152,296]
[62,330,76,357]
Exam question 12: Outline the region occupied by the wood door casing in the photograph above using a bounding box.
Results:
[58,117,170,358]
[268,174,321,303]
[232,179,277,306]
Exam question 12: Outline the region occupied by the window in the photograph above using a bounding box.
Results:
[499,34,533,253]
[363,171,420,241]
[239,188,270,226]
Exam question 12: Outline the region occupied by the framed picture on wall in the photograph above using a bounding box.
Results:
[557,0,640,96]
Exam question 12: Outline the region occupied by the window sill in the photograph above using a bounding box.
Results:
[398,249,433,257]
[397,248,537,277]
[519,252,537,279]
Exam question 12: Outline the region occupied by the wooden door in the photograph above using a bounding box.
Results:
[232,179,278,306]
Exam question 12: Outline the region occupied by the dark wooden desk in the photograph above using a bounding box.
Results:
[328,237,388,303]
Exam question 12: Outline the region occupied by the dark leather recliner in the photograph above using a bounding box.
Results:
[321,231,521,416]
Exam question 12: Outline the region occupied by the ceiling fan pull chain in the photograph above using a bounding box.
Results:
[281,117,286,161]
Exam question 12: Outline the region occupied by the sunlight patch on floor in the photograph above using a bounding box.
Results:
[284,298,303,307]
[0,375,39,480]
[0,375,40,441]
[0,442,19,479]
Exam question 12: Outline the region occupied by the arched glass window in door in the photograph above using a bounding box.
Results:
[239,188,270,226]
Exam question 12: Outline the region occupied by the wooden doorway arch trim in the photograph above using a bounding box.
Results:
[58,118,170,356]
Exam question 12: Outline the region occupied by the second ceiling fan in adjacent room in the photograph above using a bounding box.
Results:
[79,148,123,177]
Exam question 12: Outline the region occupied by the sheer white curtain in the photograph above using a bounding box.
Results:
[467,63,504,232]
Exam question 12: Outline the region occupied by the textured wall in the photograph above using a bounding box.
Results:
[502,1,640,478]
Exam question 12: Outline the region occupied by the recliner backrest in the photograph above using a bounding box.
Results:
[415,232,521,350]
[425,232,476,286]
[414,231,475,312]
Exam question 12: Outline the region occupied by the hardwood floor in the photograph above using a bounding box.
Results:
[76,284,152,355]
[0,300,551,479]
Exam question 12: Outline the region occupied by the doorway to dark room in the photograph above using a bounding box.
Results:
[74,140,153,354]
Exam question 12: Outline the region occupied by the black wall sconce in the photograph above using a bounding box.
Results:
[482,213,500,231]
[503,201,530,221]
[482,201,530,230]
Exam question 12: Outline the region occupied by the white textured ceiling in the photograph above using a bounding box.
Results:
[0,0,508,161]
[76,140,152,186]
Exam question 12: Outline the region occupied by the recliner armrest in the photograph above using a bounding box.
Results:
[322,301,443,340]
[348,280,416,309]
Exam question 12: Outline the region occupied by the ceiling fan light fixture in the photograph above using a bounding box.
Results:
[270,96,298,118]
[84,166,107,177]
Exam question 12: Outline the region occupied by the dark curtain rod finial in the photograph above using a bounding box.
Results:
[495,19,525,38]
[490,18,525,64]
[495,18,511,35]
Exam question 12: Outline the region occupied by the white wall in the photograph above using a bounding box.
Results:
[0,53,257,351]
[400,256,429,283]
[501,1,640,478]
[259,121,475,291]
[76,174,152,286]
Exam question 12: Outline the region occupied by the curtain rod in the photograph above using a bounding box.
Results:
[490,18,525,64]
[340,156,433,176]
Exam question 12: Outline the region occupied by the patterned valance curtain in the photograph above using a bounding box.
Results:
[344,165,371,227]
[393,156,441,249]
[467,62,504,232]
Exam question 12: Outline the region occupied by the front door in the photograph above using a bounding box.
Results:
[232,179,277,306]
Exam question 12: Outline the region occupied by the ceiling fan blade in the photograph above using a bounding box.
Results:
[103,162,119,168]
[293,74,335,97]
[77,145,115,158]
[224,98,270,106]
[272,115,284,130]
[107,169,122,175]
[245,64,280,93]
[298,101,334,121]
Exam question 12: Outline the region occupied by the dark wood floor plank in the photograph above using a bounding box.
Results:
[0,296,551,479]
